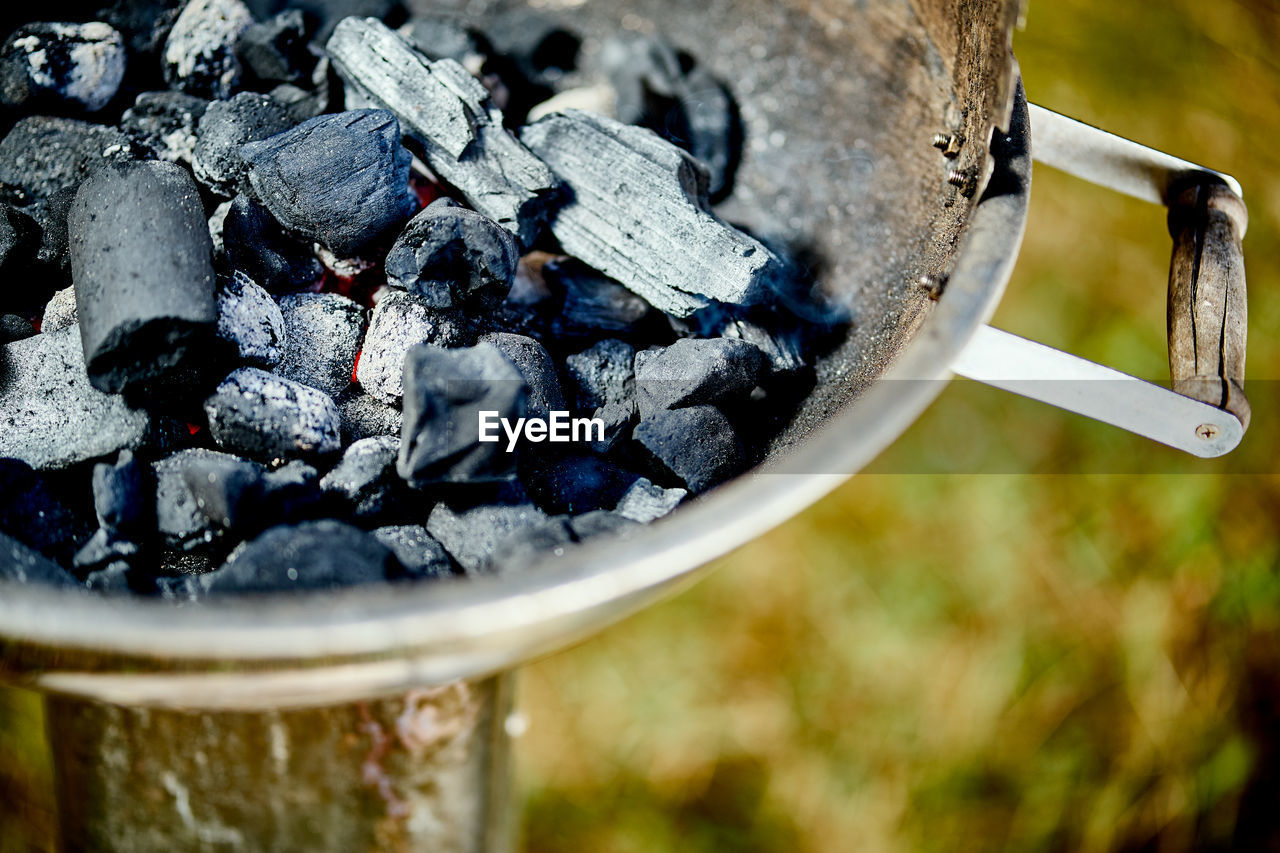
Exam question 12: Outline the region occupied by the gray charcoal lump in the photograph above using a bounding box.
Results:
[68,160,217,394]
[0,204,39,283]
[0,22,127,113]
[319,435,401,520]
[373,525,453,580]
[203,520,399,594]
[521,110,781,317]
[634,338,765,416]
[162,0,254,99]
[356,289,475,403]
[398,342,527,487]
[242,109,417,256]
[204,367,342,460]
[0,459,89,564]
[276,293,367,396]
[480,332,566,419]
[566,338,635,413]
[93,450,147,536]
[326,17,559,246]
[236,11,316,85]
[181,453,266,530]
[336,386,402,444]
[614,477,685,523]
[153,449,252,550]
[216,271,285,368]
[0,116,132,203]
[39,286,78,334]
[548,259,652,338]
[385,199,519,311]
[193,92,296,196]
[426,502,550,574]
[634,405,745,493]
[222,194,323,293]
[0,314,35,343]
[0,326,152,470]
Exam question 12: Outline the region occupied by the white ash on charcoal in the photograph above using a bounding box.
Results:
[162,0,254,99]
[426,502,552,574]
[0,326,152,470]
[120,91,208,164]
[372,524,453,580]
[0,22,127,113]
[0,532,78,588]
[208,199,232,257]
[544,258,653,340]
[242,109,416,256]
[398,17,487,75]
[319,435,404,521]
[385,199,519,311]
[192,91,296,196]
[275,292,366,396]
[614,477,685,523]
[633,405,745,493]
[0,116,133,203]
[235,10,316,86]
[215,271,284,368]
[479,332,566,419]
[521,454,638,516]
[335,386,401,444]
[153,448,256,550]
[202,519,400,594]
[634,337,765,418]
[600,34,740,200]
[521,111,780,317]
[397,342,528,488]
[221,194,323,293]
[0,314,35,343]
[0,458,90,564]
[326,17,560,246]
[68,160,218,394]
[204,367,343,461]
[356,289,476,404]
[92,450,147,537]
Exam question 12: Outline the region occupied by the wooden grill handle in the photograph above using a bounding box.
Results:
[1167,180,1250,430]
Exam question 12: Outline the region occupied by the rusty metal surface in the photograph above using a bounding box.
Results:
[44,675,513,852]
[0,1,1025,702]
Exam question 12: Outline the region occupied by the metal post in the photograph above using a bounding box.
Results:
[42,673,514,852]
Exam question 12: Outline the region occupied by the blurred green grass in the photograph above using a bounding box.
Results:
[516,1,1280,851]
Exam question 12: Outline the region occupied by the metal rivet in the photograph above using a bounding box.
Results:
[1195,423,1220,440]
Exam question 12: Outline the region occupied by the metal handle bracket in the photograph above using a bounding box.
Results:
[954,105,1250,457]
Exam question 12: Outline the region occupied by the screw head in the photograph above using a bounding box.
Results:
[931,133,952,150]
[1195,423,1220,441]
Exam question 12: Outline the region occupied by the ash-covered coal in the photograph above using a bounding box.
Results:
[0,7,841,598]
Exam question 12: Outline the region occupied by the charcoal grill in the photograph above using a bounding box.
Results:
[0,0,1250,849]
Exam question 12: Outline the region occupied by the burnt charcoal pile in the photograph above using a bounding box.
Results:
[0,5,841,600]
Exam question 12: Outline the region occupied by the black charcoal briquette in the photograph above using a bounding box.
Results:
[425,502,550,574]
[0,458,88,563]
[0,532,78,588]
[356,290,475,404]
[236,10,315,85]
[0,116,132,203]
[120,91,209,164]
[373,525,453,580]
[216,271,284,367]
[68,160,218,394]
[92,449,146,536]
[181,453,266,529]
[479,332,565,419]
[634,338,765,417]
[319,436,402,520]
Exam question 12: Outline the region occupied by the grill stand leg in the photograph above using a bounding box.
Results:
[43,673,515,852]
